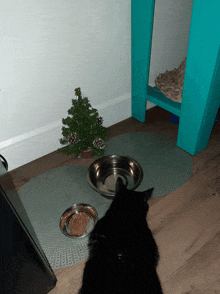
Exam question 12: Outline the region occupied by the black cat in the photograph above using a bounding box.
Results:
[79,178,163,294]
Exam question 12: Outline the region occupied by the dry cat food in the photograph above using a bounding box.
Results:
[67,212,90,237]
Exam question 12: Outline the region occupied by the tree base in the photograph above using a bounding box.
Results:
[78,147,94,159]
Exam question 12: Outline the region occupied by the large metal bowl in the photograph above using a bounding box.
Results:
[87,155,143,198]
[60,204,98,239]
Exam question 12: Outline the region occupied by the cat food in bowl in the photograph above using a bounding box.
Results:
[60,204,98,238]
[87,155,143,198]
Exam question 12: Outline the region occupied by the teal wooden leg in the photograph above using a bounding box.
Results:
[132,58,148,122]
[132,0,155,123]
[132,93,147,123]
[177,0,220,155]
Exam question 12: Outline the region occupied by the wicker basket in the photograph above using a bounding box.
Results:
[154,57,186,103]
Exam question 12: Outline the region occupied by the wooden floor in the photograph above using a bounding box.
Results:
[9,106,220,294]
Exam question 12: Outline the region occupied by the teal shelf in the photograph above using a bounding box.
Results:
[132,0,220,155]
[147,86,181,117]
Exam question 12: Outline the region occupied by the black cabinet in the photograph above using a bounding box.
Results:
[0,155,57,294]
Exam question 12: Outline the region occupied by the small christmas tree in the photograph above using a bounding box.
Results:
[58,87,110,157]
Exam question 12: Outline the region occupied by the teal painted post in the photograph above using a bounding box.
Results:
[131,0,155,122]
[177,0,220,155]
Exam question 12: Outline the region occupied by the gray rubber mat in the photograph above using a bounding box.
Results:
[18,166,112,269]
[18,132,193,269]
[101,132,193,196]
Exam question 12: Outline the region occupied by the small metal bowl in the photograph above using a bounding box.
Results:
[87,155,143,198]
[60,204,98,239]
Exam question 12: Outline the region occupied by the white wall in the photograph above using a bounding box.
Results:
[0,0,193,171]
[0,0,131,141]
[148,0,193,87]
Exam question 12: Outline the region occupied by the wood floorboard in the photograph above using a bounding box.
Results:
[8,106,220,294]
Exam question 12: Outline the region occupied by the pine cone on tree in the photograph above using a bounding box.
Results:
[68,132,80,145]
[96,116,103,126]
[93,138,105,149]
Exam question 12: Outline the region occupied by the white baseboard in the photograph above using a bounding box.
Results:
[0,94,116,171]
[0,94,155,172]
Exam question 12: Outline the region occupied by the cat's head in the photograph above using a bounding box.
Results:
[114,177,154,212]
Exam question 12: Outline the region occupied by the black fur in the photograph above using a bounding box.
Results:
[79,178,163,293]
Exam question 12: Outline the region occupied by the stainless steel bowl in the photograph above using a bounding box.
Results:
[87,155,143,198]
[60,204,98,239]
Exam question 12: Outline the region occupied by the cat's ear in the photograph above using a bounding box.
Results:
[115,177,124,194]
[144,187,154,201]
